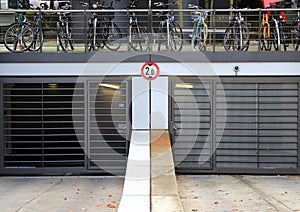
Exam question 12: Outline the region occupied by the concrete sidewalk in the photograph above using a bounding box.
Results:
[177,175,300,212]
[0,176,123,212]
[0,175,299,212]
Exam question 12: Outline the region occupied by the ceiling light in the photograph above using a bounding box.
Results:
[99,83,120,90]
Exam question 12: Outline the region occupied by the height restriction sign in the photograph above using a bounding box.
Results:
[141,62,160,81]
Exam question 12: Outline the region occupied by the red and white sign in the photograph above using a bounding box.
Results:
[141,62,160,81]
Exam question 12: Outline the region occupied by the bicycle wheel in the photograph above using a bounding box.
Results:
[86,24,95,51]
[191,23,208,51]
[169,21,183,51]
[292,30,299,51]
[240,23,249,51]
[260,23,272,51]
[157,25,167,51]
[4,22,34,52]
[279,22,287,51]
[102,22,122,51]
[67,21,74,51]
[57,21,68,52]
[128,24,150,51]
[30,27,44,51]
[224,27,234,51]
[272,26,279,51]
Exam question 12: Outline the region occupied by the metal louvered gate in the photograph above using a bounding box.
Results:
[1,79,85,172]
[170,78,213,171]
[170,77,300,174]
[0,77,131,175]
[88,79,130,174]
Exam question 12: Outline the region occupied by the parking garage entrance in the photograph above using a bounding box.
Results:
[0,77,131,175]
[170,77,299,174]
[0,75,299,175]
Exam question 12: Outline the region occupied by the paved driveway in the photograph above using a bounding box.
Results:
[177,175,300,212]
[0,175,299,212]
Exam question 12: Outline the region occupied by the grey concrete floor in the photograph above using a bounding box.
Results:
[0,175,299,212]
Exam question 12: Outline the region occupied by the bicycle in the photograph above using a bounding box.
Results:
[223,7,249,51]
[56,2,74,52]
[125,0,150,51]
[154,1,183,51]
[81,1,122,51]
[261,1,289,51]
[4,0,34,52]
[292,10,300,51]
[188,4,209,51]
[259,9,273,51]
[29,3,47,51]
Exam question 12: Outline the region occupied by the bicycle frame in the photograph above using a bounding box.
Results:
[128,12,138,44]
[230,11,244,49]
[159,12,174,48]
[272,15,280,47]
[260,12,271,39]
[31,8,44,51]
[194,15,205,39]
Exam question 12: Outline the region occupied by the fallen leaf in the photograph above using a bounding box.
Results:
[107,204,117,209]
[214,201,219,205]
[107,194,112,197]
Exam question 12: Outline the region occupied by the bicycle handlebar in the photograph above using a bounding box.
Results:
[188,4,202,9]
[124,0,138,9]
[154,1,177,8]
[80,1,114,10]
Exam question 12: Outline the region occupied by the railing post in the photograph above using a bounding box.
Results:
[148,0,152,52]
[84,9,87,53]
[39,9,43,53]
[213,9,216,52]
[258,9,262,52]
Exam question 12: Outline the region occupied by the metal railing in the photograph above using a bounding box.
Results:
[0,7,299,53]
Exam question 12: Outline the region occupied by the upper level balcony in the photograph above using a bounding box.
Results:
[0,6,300,55]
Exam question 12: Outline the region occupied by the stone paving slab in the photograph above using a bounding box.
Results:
[151,130,184,212]
[177,175,300,212]
[0,176,123,212]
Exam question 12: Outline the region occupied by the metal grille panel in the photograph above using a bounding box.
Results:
[172,81,212,170]
[216,82,298,169]
[3,82,85,168]
[88,80,129,173]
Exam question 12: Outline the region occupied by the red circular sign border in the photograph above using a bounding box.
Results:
[141,62,160,81]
